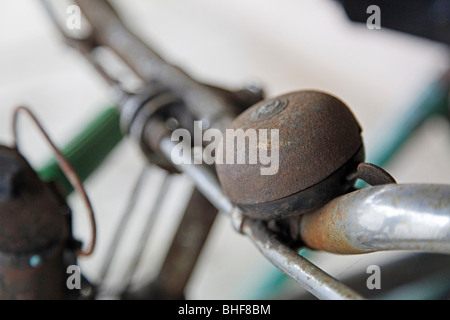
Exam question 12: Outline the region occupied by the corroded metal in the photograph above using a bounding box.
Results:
[300,184,450,254]
[0,146,72,299]
[216,90,364,219]
[349,162,397,186]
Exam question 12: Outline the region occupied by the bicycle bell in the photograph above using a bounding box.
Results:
[215,90,394,220]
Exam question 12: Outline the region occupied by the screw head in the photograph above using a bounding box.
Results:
[251,99,288,121]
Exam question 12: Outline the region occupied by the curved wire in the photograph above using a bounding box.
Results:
[12,106,97,257]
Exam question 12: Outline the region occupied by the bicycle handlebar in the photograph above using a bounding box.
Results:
[242,219,366,300]
[300,184,450,255]
[73,0,236,132]
[160,131,449,299]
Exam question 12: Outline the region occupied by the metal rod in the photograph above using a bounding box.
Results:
[12,106,97,257]
[97,165,150,288]
[157,135,366,299]
[146,188,218,299]
[242,219,366,300]
[300,184,450,255]
[38,107,123,197]
[74,0,235,131]
[120,172,174,293]
[159,137,234,215]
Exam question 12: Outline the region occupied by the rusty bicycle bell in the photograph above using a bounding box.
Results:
[215,90,395,220]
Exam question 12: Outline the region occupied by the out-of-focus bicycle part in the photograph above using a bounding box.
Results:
[38,107,123,197]
[97,165,149,291]
[119,83,195,172]
[12,106,97,257]
[0,146,69,299]
[119,173,174,294]
[0,106,100,299]
[41,0,261,300]
[124,188,218,300]
[0,145,87,299]
[42,0,262,169]
[73,0,257,132]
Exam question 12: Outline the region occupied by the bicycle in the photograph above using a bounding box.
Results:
[0,0,449,300]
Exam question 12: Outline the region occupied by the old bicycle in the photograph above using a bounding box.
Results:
[0,0,449,300]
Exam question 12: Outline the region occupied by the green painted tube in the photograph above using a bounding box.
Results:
[38,107,123,196]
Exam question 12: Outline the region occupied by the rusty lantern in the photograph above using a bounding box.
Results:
[215,90,366,220]
[0,146,74,299]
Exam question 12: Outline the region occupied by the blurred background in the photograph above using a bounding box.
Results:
[0,0,449,299]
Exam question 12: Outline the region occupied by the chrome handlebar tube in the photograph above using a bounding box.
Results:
[300,184,450,255]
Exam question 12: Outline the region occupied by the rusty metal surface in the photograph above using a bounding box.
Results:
[0,246,67,300]
[242,219,365,300]
[0,147,68,253]
[238,147,364,220]
[351,162,397,186]
[300,184,450,254]
[216,90,363,218]
[0,146,71,299]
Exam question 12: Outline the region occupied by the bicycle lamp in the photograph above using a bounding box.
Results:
[215,90,366,220]
[0,146,81,299]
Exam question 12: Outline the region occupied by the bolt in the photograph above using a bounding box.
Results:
[251,99,288,121]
